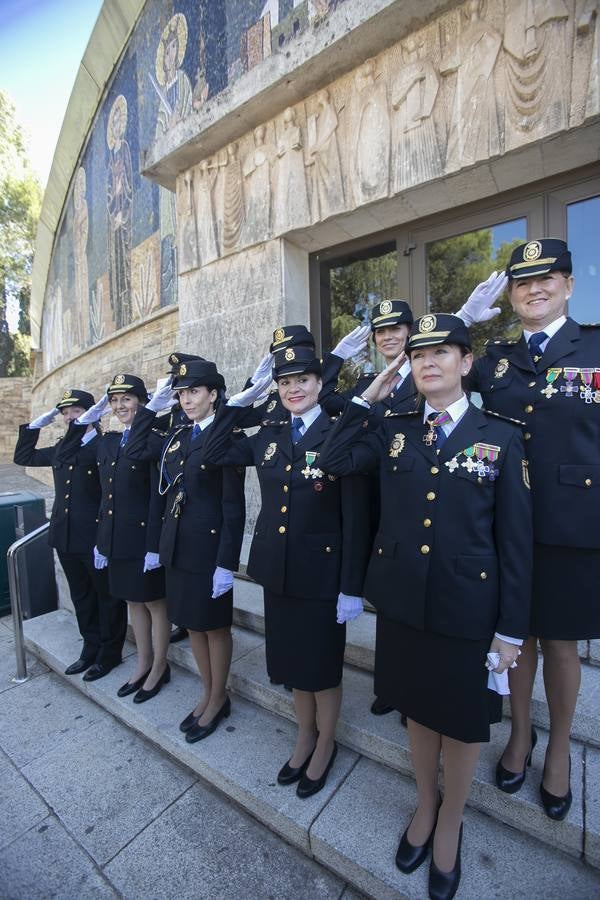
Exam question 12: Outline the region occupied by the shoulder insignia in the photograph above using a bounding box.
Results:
[580,323,600,328]
[482,409,525,427]
[485,339,517,346]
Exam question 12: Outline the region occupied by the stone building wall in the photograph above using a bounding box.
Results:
[0,378,32,462]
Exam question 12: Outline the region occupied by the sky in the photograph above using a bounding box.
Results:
[0,0,103,187]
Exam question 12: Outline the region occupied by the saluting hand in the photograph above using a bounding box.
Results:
[147,378,176,412]
[332,324,371,361]
[228,373,273,408]
[456,270,508,326]
[76,393,111,425]
[360,353,407,405]
[29,408,60,429]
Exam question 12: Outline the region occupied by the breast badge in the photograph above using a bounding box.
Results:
[388,433,405,458]
[167,440,181,453]
[263,442,277,461]
[266,399,277,413]
[494,358,509,379]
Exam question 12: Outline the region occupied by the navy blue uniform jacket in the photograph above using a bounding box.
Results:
[319,401,532,641]
[204,405,370,601]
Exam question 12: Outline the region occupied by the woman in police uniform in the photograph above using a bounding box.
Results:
[123,359,246,742]
[320,315,532,900]
[63,374,170,702]
[204,346,369,798]
[14,389,127,679]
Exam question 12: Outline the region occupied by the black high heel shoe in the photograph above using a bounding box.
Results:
[428,823,463,900]
[185,696,231,743]
[133,664,171,703]
[117,668,152,698]
[296,743,337,799]
[179,710,200,733]
[278,745,316,785]
[495,726,538,794]
[395,796,441,874]
[540,755,572,820]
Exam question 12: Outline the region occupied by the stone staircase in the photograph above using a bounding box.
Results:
[22,575,600,899]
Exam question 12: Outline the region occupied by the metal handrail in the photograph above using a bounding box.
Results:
[8,522,50,683]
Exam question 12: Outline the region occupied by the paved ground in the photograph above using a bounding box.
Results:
[0,464,359,899]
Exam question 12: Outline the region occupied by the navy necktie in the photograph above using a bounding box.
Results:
[290,417,304,445]
[119,428,130,447]
[528,331,548,362]
[191,423,201,441]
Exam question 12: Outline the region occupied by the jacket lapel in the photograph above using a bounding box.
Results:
[402,414,439,465]
[437,405,488,464]
[292,411,330,461]
[538,317,580,371]
[506,335,536,374]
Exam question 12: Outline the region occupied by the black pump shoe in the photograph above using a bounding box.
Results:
[179,711,200,733]
[297,743,337,799]
[540,756,572,820]
[495,727,538,794]
[428,823,463,900]
[186,696,231,743]
[395,822,434,874]
[277,747,316,786]
[117,668,152,698]
[133,664,171,703]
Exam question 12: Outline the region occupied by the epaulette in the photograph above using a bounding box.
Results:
[482,409,525,427]
[580,323,600,328]
[260,419,287,427]
[484,339,518,346]
[383,410,420,418]
[152,424,171,436]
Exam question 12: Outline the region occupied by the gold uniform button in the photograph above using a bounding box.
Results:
[210,528,217,534]
[279,526,286,534]
[392,465,397,471]
[378,548,383,555]
[69,465,74,471]
[66,479,71,485]
[64,508,68,513]
[64,494,69,499]
[108,510,113,516]
[528,381,536,388]
[109,477,113,483]
[180,460,184,466]
[480,572,487,580]
[140,521,145,527]
[108,493,112,499]
[285,464,292,472]
[423,518,432,528]
[430,466,439,475]
[87,470,92,475]
[426,491,436,501]
[421,545,430,555]
[585,478,592,487]
[524,432,531,440]
[111,461,116,467]
[281,505,287,513]
[525,405,533,414]
[283,485,289,493]
[325,546,332,553]
[200,464,206,470]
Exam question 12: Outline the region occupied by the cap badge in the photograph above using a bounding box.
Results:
[179,363,187,376]
[114,374,125,385]
[284,348,295,361]
[274,328,285,343]
[419,314,436,334]
[170,354,178,364]
[380,300,392,315]
[62,390,72,400]
[523,241,542,262]
[389,433,406,458]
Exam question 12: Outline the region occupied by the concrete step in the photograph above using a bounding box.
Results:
[232,577,600,750]
[20,610,600,898]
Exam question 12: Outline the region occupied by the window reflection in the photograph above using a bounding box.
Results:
[567,196,600,323]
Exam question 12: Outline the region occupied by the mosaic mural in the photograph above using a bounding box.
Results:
[41,0,350,372]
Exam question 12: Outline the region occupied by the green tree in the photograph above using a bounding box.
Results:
[0,90,42,375]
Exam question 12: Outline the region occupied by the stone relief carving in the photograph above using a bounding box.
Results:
[392,34,442,192]
[242,125,276,242]
[503,0,570,151]
[440,1,501,171]
[221,142,246,253]
[274,107,310,234]
[193,159,219,266]
[577,0,600,119]
[106,94,133,330]
[352,59,390,205]
[177,171,199,274]
[72,166,89,350]
[306,90,345,222]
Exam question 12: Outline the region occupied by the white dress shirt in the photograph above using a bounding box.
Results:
[291,404,321,438]
[523,315,566,354]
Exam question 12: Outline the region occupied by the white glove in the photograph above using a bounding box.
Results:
[250,353,274,385]
[76,393,111,425]
[336,593,364,624]
[212,566,234,598]
[456,271,508,326]
[143,551,161,573]
[93,546,108,570]
[228,374,273,408]
[332,324,371,361]
[147,379,176,412]
[29,408,59,429]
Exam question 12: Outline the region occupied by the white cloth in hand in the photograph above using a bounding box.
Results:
[485,651,517,695]
[250,353,274,385]
[456,271,508,326]
[76,393,111,425]
[228,374,273,407]
[143,551,161,573]
[93,546,108,570]
[336,593,364,624]
[147,379,176,412]
[212,566,233,598]
[29,408,59,429]
[332,324,371,361]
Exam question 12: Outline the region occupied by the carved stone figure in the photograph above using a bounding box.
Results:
[577,0,600,120]
[106,94,133,330]
[153,13,193,301]
[221,142,245,253]
[440,1,501,171]
[72,166,89,349]
[503,0,570,151]
[194,159,219,265]
[242,125,276,241]
[352,59,391,205]
[177,171,199,273]
[274,107,310,234]
[306,89,345,221]
[392,35,442,193]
